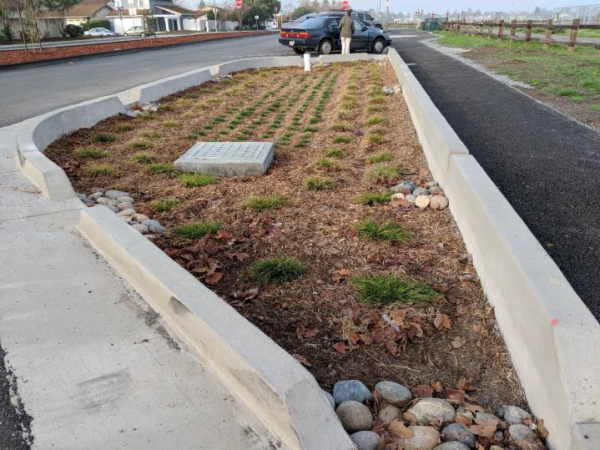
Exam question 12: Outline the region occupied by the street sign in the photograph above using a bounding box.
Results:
[254,15,259,19]
[341,0,349,10]
[235,0,242,9]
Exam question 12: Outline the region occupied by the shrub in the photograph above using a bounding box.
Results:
[250,256,306,285]
[84,164,115,177]
[145,163,178,175]
[326,149,346,159]
[180,173,218,187]
[172,221,222,239]
[152,198,183,212]
[305,175,335,191]
[365,165,403,183]
[367,151,393,163]
[93,132,116,143]
[332,135,350,144]
[116,124,134,132]
[353,191,392,205]
[64,24,84,37]
[73,148,107,159]
[129,152,157,164]
[355,219,411,242]
[352,274,440,305]
[127,139,153,150]
[241,195,290,210]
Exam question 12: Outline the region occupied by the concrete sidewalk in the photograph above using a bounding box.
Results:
[392,31,600,321]
[0,135,282,448]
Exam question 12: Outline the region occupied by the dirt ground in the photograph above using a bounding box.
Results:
[46,61,526,411]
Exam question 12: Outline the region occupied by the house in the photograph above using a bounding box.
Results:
[64,0,116,26]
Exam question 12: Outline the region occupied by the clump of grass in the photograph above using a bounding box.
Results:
[73,148,107,159]
[159,105,174,112]
[84,164,115,177]
[250,256,306,285]
[333,135,350,144]
[331,122,352,132]
[162,120,180,128]
[172,221,222,239]
[370,127,387,136]
[303,126,319,133]
[183,112,195,119]
[305,175,335,191]
[367,134,386,145]
[337,111,355,121]
[139,112,157,121]
[116,124,134,132]
[365,165,403,182]
[341,100,359,109]
[195,103,210,110]
[352,274,440,305]
[355,219,411,242]
[367,116,387,126]
[152,198,183,212]
[93,132,116,143]
[241,194,290,210]
[129,152,157,164]
[127,139,153,150]
[326,149,346,158]
[368,106,387,113]
[353,191,392,205]
[367,151,393,163]
[142,130,162,139]
[313,157,343,170]
[145,163,178,175]
[175,98,191,107]
[369,97,385,105]
[180,173,218,187]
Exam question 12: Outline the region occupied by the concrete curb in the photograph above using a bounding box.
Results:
[388,47,599,450]
[77,206,352,450]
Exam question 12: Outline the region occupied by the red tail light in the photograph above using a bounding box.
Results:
[280,31,311,39]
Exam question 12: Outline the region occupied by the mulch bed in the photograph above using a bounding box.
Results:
[46,61,526,412]
[0,31,274,67]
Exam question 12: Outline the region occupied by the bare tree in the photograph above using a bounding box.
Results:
[0,0,18,41]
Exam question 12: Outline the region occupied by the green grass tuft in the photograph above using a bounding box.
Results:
[330,122,352,132]
[145,163,179,175]
[355,219,411,242]
[332,135,350,144]
[116,124,134,132]
[172,221,222,239]
[326,149,347,159]
[353,274,440,305]
[152,198,183,212]
[250,256,306,285]
[84,164,115,177]
[180,173,218,187]
[142,131,162,139]
[162,120,180,128]
[93,132,116,143]
[365,165,403,182]
[73,148,107,159]
[353,191,392,205]
[367,151,393,163]
[127,139,153,150]
[241,194,290,210]
[366,116,387,126]
[304,175,335,191]
[129,152,157,164]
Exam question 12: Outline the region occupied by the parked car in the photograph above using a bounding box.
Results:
[84,27,118,37]
[124,26,146,36]
[353,10,383,29]
[279,15,391,55]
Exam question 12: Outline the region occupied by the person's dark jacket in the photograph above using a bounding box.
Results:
[340,15,355,38]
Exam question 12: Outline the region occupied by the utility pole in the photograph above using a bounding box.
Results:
[213,0,217,32]
[385,0,389,31]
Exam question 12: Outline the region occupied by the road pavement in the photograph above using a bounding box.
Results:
[392,30,600,320]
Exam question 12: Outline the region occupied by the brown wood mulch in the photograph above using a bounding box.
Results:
[45,61,526,411]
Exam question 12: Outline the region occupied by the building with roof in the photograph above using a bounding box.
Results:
[64,0,116,26]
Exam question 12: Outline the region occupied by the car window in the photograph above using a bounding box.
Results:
[354,20,364,29]
[301,18,328,28]
[328,18,340,30]
[366,14,374,21]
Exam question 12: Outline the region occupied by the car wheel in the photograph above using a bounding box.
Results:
[318,39,333,55]
[371,38,385,54]
[293,47,305,55]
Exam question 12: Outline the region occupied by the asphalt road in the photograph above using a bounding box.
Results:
[0,34,289,127]
[392,30,600,320]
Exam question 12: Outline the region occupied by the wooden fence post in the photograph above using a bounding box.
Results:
[488,21,493,39]
[510,19,516,40]
[480,23,484,36]
[498,20,504,39]
[543,19,552,51]
[525,19,533,46]
[568,18,580,52]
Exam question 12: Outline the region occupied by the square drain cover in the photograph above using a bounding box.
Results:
[174,141,274,177]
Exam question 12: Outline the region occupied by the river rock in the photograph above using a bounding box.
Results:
[429,187,444,196]
[407,398,456,426]
[383,86,395,96]
[131,224,149,234]
[117,208,136,217]
[323,391,335,409]
[508,424,537,448]
[333,380,373,405]
[415,195,431,209]
[413,187,429,197]
[117,196,134,203]
[90,191,104,199]
[118,202,134,211]
[425,181,439,188]
[108,205,119,213]
[392,193,405,200]
[142,219,166,233]
[430,196,449,210]
[105,190,130,199]
[95,197,111,206]
[378,404,401,425]
[499,406,532,425]
[350,431,380,450]
[475,412,500,425]
[374,381,412,407]
[336,401,373,432]
[441,423,476,448]
[133,214,150,223]
[433,442,469,450]
[404,426,440,450]
[405,194,416,204]
[392,181,416,194]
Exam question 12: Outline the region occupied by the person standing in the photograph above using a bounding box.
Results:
[340,10,355,55]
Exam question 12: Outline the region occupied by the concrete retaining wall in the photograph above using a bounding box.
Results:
[388,47,599,450]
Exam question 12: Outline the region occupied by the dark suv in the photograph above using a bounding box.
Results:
[279,14,392,55]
